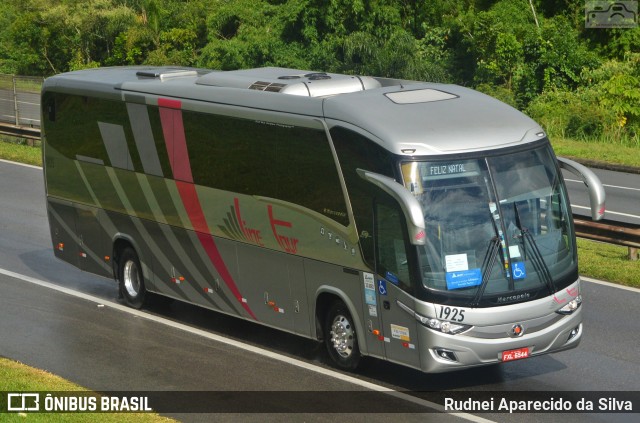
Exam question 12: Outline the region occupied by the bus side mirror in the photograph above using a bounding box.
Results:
[357,169,426,245]
[557,157,606,221]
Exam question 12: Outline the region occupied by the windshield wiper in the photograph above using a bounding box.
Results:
[513,202,556,294]
[470,236,502,307]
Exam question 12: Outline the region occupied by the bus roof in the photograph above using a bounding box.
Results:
[43,66,545,156]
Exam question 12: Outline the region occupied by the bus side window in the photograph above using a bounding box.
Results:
[375,199,414,294]
[330,126,395,266]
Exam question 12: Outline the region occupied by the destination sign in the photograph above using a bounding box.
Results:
[429,163,467,176]
[422,161,480,181]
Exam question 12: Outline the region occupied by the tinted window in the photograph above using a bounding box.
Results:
[46,94,113,165]
[330,126,396,265]
[375,199,414,294]
[184,112,349,226]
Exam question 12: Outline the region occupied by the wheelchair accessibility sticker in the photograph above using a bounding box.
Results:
[512,262,527,280]
[378,280,387,296]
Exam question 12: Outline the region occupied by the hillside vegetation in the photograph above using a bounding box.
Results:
[1,0,639,146]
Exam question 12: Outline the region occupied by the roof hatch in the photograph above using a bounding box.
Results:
[135,69,198,81]
[385,88,458,104]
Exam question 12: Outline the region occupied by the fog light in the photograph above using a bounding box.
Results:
[567,326,580,341]
[434,348,458,362]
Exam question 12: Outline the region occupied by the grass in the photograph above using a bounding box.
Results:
[577,239,639,288]
[0,357,175,422]
[0,75,44,93]
[551,136,640,168]
[0,136,42,166]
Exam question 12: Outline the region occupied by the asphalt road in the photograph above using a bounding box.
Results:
[0,160,639,422]
[562,167,640,226]
[0,89,40,126]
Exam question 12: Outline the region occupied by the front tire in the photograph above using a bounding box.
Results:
[118,247,146,309]
[325,300,361,371]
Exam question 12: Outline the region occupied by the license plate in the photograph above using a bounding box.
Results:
[501,347,530,362]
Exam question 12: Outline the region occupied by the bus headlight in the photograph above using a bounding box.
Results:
[414,313,471,335]
[556,295,582,315]
[396,299,472,335]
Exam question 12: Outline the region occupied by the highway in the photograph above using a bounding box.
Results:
[562,167,640,226]
[0,159,638,422]
[0,88,40,127]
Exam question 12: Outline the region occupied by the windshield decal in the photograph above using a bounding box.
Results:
[446,269,482,290]
[445,254,469,272]
[512,262,527,280]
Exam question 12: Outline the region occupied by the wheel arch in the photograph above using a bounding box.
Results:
[111,234,150,285]
[313,286,368,356]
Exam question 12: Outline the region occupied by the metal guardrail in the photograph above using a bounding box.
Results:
[0,74,43,129]
[574,218,640,260]
[0,122,41,139]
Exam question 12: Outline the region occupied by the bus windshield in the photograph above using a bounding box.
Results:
[401,144,576,307]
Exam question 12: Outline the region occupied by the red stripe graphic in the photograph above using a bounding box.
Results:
[158,99,193,182]
[159,98,257,320]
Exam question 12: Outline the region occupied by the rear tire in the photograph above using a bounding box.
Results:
[324,300,361,371]
[118,247,146,309]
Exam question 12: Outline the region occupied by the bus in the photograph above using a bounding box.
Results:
[41,66,605,373]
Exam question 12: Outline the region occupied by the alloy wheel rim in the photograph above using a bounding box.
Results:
[330,314,355,358]
[123,260,140,298]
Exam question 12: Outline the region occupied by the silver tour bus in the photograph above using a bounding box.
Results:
[41,67,605,372]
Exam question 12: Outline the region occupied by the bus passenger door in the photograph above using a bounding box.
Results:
[374,199,421,369]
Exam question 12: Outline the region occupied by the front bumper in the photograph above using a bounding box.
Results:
[417,305,582,373]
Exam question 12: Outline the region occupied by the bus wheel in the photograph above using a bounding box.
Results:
[118,247,146,309]
[325,300,361,370]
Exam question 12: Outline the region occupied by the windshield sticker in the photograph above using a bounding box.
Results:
[509,245,521,259]
[512,262,527,280]
[385,271,399,285]
[364,272,377,306]
[446,268,482,290]
[445,254,469,272]
[390,324,411,342]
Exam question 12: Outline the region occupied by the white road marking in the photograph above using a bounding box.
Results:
[581,277,640,293]
[570,204,640,220]
[0,266,493,423]
[0,158,41,170]
[565,178,640,192]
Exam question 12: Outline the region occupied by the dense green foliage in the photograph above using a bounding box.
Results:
[1,0,638,145]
